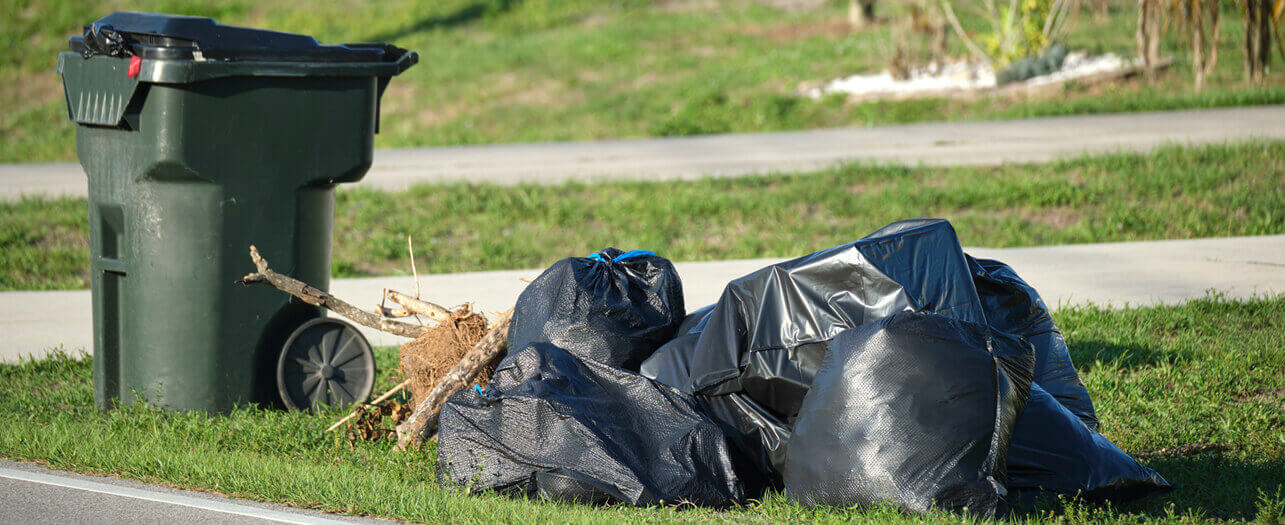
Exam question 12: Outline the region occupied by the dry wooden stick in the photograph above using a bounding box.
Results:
[385,290,452,322]
[396,308,513,450]
[409,235,421,299]
[325,379,411,433]
[378,301,415,318]
[238,245,428,339]
[377,288,423,320]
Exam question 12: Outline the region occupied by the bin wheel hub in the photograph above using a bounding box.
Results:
[277,318,376,411]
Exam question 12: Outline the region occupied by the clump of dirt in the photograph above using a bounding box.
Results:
[345,400,412,443]
[399,306,493,410]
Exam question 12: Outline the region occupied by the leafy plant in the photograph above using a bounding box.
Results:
[941,0,1076,66]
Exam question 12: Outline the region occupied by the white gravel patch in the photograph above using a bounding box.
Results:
[805,51,1140,99]
[1025,52,1137,86]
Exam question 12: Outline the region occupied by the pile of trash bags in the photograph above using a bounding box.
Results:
[436,221,1171,516]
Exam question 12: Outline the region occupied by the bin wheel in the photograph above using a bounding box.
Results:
[277,318,376,411]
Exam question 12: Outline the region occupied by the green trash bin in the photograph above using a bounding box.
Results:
[58,12,418,413]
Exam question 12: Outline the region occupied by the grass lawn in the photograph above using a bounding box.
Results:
[1,295,1283,523]
[4,141,1283,291]
[3,0,1284,163]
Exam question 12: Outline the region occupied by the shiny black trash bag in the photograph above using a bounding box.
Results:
[642,323,792,496]
[965,256,1169,499]
[641,218,1168,504]
[784,312,1034,517]
[436,343,744,507]
[1007,384,1171,501]
[652,219,988,406]
[643,219,992,488]
[967,255,1098,428]
[505,248,685,371]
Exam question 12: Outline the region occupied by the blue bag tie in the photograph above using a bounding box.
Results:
[586,250,658,263]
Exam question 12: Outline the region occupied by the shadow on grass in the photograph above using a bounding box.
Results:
[365,0,520,42]
[1066,339,1186,373]
[1125,453,1283,521]
[1010,452,1284,521]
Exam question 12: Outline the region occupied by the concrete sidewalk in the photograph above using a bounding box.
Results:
[3,235,1282,363]
[3,106,1284,200]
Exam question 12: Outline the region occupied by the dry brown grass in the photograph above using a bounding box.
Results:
[398,306,493,410]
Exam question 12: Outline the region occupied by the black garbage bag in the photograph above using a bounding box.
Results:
[506,248,685,371]
[640,322,790,496]
[968,256,1098,428]
[1008,384,1171,502]
[643,219,988,486]
[675,219,985,406]
[436,343,744,507]
[641,219,1165,505]
[967,257,1169,500]
[784,313,1034,517]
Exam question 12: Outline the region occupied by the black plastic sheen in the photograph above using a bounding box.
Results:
[1008,384,1171,501]
[504,248,685,371]
[785,313,1034,517]
[70,12,391,62]
[436,343,743,507]
[640,219,1170,507]
[968,256,1098,428]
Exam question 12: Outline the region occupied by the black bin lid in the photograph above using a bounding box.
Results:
[68,12,390,62]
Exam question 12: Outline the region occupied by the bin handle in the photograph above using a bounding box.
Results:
[387,47,419,76]
[342,43,419,77]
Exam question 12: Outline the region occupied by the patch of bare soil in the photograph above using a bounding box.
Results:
[756,0,830,11]
[399,306,492,410]
[743,19,852,43]
[847,180,887,195]
[1134,443,1232,458]
[654,0,719,13]
[1234,387,1285,412]
[377,82,468,127]
[37,225,90,251]
[0,69,61,109]
[1016,206,1084,229]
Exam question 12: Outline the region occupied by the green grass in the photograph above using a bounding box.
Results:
[4,141,1283,291]
[1,295,1283,523]
[3,0,1284,163]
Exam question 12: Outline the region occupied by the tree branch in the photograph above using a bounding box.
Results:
[940,0,990,63]
[238,245,428,339]
[385,289,452,323]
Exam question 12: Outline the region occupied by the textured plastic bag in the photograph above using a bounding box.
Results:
[436,343,743,507]
[640,324,790,495]
[785,313,1034,517]
[506,248,685,371]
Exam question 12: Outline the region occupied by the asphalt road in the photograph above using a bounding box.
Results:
[2,105,1283,199]
[0,460,381,524]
